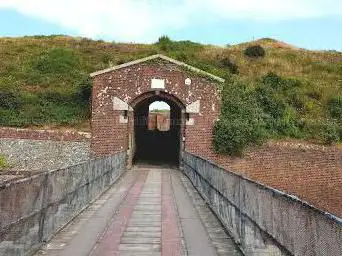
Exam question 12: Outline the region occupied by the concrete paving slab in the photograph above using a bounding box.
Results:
[33,167,243,256]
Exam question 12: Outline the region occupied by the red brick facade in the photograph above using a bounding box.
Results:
[148,112,170,131]
[214,141,342,217]
[90,57,221,165]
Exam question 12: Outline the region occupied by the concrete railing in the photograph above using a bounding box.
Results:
[183,151,342,256]
[0,152,126,256]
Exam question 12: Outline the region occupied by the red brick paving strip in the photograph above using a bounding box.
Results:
[90,170,149,256]
[161,171,182,256]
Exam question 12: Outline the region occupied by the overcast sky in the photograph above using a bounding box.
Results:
[0,0,341,50]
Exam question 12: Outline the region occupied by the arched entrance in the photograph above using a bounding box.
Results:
[130,92,185,167]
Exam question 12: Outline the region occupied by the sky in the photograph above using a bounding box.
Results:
[0,0,342,51]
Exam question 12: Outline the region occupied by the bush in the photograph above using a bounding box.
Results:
[156,35,173,51]
[219,57,239,74]
[321,123,340,145]
[39,91,71,105]
[33,48,80,74]
[313,121,341,145]
[244,45,266,58]
[255,86,287,118]
[302,119,341,145]
[0,90,21,110]
[261,72,300,91]
[102,53,113,65]
[255,73,306,137]
[327,96,342,119]
[77,78,92,104]
[213,79,266,156]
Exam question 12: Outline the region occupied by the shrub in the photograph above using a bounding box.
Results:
[261,72,300,91]
[255,86,287,118]
[102,53,113,65]
[175,52,188,62]
[213,79,266,156]
[33,48,80,74]
[302,119,341,145]
[322,123,340,145]
[244,45,266,58]
[77,78,92,104]
[219,57,239,74]
[0,90,21,110]
[39,91,70,105]
[327,96,342,119]
[255,73,306,137]
[156,35,173,51]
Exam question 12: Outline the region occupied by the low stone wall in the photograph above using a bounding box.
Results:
[183,151,342,256]
[0,152,126,256]
[0,138,90,173]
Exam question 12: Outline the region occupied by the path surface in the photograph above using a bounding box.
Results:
[35,167,242,256]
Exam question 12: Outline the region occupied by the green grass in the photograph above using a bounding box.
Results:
[0,35,341,148]
[0,154,9,170]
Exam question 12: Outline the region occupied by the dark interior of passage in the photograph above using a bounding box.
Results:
[133,96,182,166]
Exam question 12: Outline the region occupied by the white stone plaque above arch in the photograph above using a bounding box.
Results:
[186,100,200,114]
[151,79,165,89]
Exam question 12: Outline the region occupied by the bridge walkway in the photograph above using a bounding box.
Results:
[35,167,243,256]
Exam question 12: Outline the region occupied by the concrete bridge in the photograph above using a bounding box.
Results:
[1,151,341,256]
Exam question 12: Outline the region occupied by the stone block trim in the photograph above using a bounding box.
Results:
[0,127,91,142]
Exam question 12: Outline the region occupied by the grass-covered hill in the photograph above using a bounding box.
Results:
[0,35,341,153]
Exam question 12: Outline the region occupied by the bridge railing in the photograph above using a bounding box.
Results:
[0,152,126,256]
[183,151,342,256]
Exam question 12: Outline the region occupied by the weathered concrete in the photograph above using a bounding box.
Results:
[172,170,242,256]
[0,152,126,256]
[183,152,342,256]
[33,168,242,256]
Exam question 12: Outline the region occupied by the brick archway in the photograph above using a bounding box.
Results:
[90,54,223,168]
[128,91,186,167]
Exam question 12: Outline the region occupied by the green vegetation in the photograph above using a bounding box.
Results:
[244,45,266,58]
[214,78,266,156]
[0,35,341,151]
[214,73,342,155]
[0,154,9,170]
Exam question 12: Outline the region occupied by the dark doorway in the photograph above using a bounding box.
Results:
[133,96,182,166]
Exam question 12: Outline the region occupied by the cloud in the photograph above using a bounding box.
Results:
[0,0,341,42]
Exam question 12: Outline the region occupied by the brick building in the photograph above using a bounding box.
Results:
[90,54,224,167]
[89,54,342,217]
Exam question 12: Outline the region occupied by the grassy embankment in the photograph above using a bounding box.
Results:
[0,35,341,154]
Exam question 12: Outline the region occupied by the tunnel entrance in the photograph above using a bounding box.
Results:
[133,94,183,167]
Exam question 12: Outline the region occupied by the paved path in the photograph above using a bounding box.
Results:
[35,168,242,256]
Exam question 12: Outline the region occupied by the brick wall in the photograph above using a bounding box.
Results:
[213,141,342,217]
[91,59,220,159]
[0,127,91,142]
[90,57,342,217]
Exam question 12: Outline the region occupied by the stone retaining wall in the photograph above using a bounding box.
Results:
[0,138,90,173]
[0,152,126,256]
[183,151,342,256]
[0,127,90,142]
